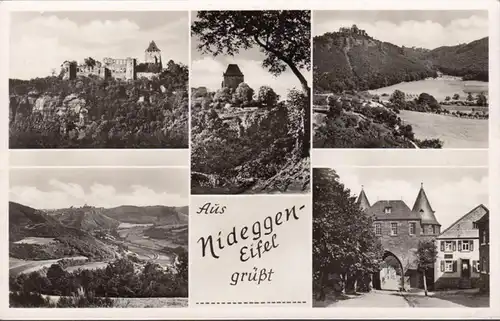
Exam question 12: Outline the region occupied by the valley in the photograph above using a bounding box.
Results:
[313,24,489,149]
[9,201,189,307]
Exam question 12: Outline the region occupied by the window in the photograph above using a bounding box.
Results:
[390,222,398,236]
[384,207,392,214]
[442,240,456,252]
[445,260,453,272]
[409,222,416,235]
[459,240,474,252]
[374,223,382,236]
[432,225,436,234]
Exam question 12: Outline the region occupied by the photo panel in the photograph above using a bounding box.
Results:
[312,166,490,308]
[8,167,189,308]
[190,10,311,195]
[8,11,189,149]
[312,10,489,149]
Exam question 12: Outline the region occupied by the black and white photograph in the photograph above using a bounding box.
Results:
[190,10,311,194]
[313,11,489,149]
[313,167,489,308]
[9,168,188,308]
[9,11,189,149]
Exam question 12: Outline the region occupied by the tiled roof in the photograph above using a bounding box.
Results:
[438,204,489,239]
[146,41,160,52]
[356,188,370,211]
[224,64,243,76]
[412,185,440,225]
[367,200,421,220]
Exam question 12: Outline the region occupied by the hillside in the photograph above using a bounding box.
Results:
[9,202,115,260]
[9,60,188,149]
[424,37,488,81]
[50,206,120,231]
[102,205,188,225]
[314,25,488,93]
[314,26,437,93]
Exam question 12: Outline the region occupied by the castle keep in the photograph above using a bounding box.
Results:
[61,41,163,81]
[221,64,244,90]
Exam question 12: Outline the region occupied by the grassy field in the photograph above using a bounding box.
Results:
[369,77,488,102]
[65,262,109,273]
[14,237,56,245]
[43,295,188,308]
[399,110,488,148]
[441,105,489,113]
[10,256,89,276]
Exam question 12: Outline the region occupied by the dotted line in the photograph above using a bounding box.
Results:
[196,300,307,305]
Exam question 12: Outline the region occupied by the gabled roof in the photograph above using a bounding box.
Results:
[474,211,489,225]
[356,187,371,211]
[224,64,243,76]
[146,41,161,52]
[367,200,421,220]
[412,184,440,225]
[438,204,489,239]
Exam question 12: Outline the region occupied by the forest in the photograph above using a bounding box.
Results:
[10,253,188,308]
[9,60,188,148]
[191,85,308,193]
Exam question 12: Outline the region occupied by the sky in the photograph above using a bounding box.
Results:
[10,168,189,209]
[332,167,488,231]
[190,11,310,99]
[10,11,189,80]
[314,10,489,49]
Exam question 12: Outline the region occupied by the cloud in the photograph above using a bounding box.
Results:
[314,15,488,49]
[191,56,308,99]
[10,14,188,79]
[335,168,488,231]
[10,180,187,209]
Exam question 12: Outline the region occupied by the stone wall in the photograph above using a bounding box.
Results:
[223,75,244,90]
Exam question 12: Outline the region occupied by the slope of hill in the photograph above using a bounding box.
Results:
[314,27,437,93]
[52,207,120,231]
[424,37,488,81]
[102,205,188,225]
[314,26,488,93]
[9,202,115,260]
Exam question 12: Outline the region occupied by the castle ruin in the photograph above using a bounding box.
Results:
[61,41,163,81]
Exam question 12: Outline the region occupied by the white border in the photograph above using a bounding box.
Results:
[1,0,499,319]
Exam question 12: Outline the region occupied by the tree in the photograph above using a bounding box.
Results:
[257,86,278,107]
[467,93,474,102]
[84,57,97,68]
[452,93,460,100]
[233,82,255,106]
[476,93,487,107]
[213,87,232,104]
[389,90,406,110]
[192,10,311,157]
[416,240,437,296]
[313,168,383,300]
[417,93,440,111]
[445,96,450,101]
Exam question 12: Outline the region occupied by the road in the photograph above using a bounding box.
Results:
[328,290,483,308]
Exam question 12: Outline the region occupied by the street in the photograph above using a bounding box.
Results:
[325,290,489,308]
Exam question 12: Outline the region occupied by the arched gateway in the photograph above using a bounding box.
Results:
[357,184,441,291]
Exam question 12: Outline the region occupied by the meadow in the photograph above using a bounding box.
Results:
[369,77,488,102]
[399,110,488,148]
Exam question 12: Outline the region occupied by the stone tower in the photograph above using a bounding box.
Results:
[412,183,441,235]
[356,186,371,211]
[145,40,162,67]
[222,64,244,90]
[61,61,77,80]
[125,57,137,80]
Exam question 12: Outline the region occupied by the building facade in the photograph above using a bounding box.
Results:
[221,64,244,90]
[357,184,441,290]
[434,204,488,290]
[474,211,489,292]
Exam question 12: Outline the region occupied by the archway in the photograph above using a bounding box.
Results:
[374,251,404,291]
